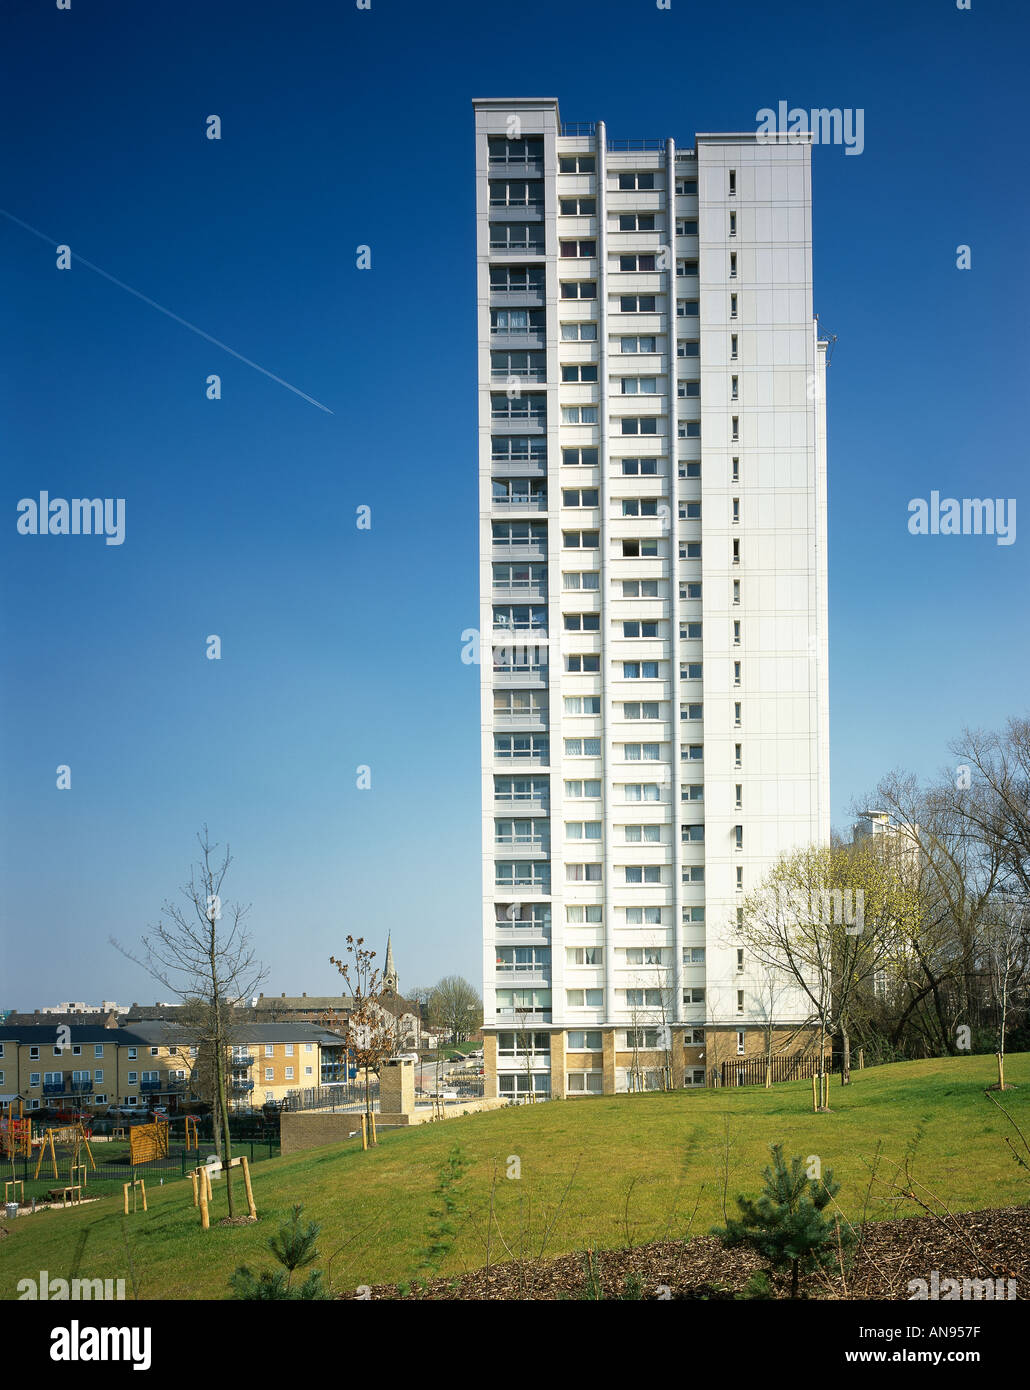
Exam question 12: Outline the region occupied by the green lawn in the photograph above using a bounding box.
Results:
[3,1054,1028,1300]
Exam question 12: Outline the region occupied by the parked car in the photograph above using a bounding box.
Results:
[429,1089,458,1101]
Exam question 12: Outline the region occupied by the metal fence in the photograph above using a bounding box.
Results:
[714,1053,835,1088]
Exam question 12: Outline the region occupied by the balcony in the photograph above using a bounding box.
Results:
[229,1053,255,1067]
[229,1079,255,1094]
[42,1081,66,1095]
[491,494,548,513]
[140,1079,163,1093]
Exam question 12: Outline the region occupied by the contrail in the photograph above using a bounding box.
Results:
[1,208,334,414]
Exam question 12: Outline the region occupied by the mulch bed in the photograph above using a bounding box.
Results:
[344,1204,1030,1300]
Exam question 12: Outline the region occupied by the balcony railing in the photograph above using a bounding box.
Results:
[230,1080,255,1093]
[140,1079,163,1093]
[229,1054,255,1067]
[42,1081,66,1095]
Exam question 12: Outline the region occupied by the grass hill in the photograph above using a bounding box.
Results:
[3,1054,1027,1300]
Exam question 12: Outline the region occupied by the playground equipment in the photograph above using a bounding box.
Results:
[0,1109,32,1160]
[183,1115,199,1152]
[4,1180,25,1204]
[32,1123,96,1184]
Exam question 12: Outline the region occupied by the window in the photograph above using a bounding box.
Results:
[562,488,599,508]
[489,223,545,253]
[676,178,697,195]
[730,252,737,279]
[731,334,738,360]
[567,1030,603,1049]
[684,866,705,884]
[622,662,660,679]
[619,745,658,767]
[681,582,702,600]
[676,300,699,320]
[559,197,597,215]
[624,989,663,1007]
[561,323,598,343]
[30,1072,40,1086]
[566,863,602,882]
[561,405,599,425]
[564,614,600,634]
[493,603,546,631]
[620,213,659,234]
[728,168,736,196]
[731,375,739,400]
[492,435,547,463]
[625,865,662,884]
[488,135,544,164]
[496,862,550,889]
[563,572,599,593]
[675,219,698,236]
[561,364,599,383]
[566,904,603,923]
[566,946,603,965]
[564,737,602,756]
[559,154,595,173]
[620,417,659,436]
[682,784,703,801]
[625,906,664,924]
[489,178,544,208]
[626,1027,663,1047]
[94,1069,103,1082]
[730,294,738,320]
[732,537,741,562]
[493,562,546,593]
[565,779,602,799]
[561,239,596,259]
[495,775,549,803]
[734,743,742,768]
[494,733,549,760]
[495,818,548,848]
[619,335,658,353]
[680,502,701,520]
[623,783,661,802]
[619,295,657,313]
[735,824,744,850]
[265,1044,274,1056]
[563,530,599,549]
[678,339,700,357]
[734,702,742,727]
[620,377,658,395]
[683,744,703,761]
[677,379,700,397]
[567,989,604,1007]
[265,1067,274,1080]
[492,350,546,380]
[732,498,740,526]
[561,281,597,299]
[623,620,659,639]
[617,172,656,190]
[733,662,742,687]
[623,702,660,719]
[682,662,702,680]
[682,947,706,965]
[562,446,599,467]
[565,695,601,715]
[566,821,602,841]
[490,265,545,293]
[682,703,702,720]
[490,307,545,335]
[565,653,600,673]
[733,579,740,604]
[619,253,657,272]
[735,784,743,810]
[624,824,662,843]
[492,392,546,423]
[729,209,737,236]
[732,456,740,481]
[683,988,706,1005]
[621,498,659,517]
[622,579,660,597]
[681,824,705,842]
[676,259,698,278]
[682,621,702,639]
[620,458,659,476]
[736,948,745,973]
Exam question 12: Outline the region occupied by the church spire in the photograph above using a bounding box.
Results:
[383,933,398,995]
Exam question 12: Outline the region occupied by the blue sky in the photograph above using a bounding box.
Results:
[1,0,1027,1007]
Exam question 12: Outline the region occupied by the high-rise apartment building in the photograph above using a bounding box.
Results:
[475,98,830,1099]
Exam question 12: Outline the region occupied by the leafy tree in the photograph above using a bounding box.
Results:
[711,1144,854,1298]
[428,975,483,1043]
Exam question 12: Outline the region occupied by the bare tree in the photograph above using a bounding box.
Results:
[428,976,483,1044]
[330,938,393,1144]
[112,826,266,1218]
[981,897,1030,1089]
